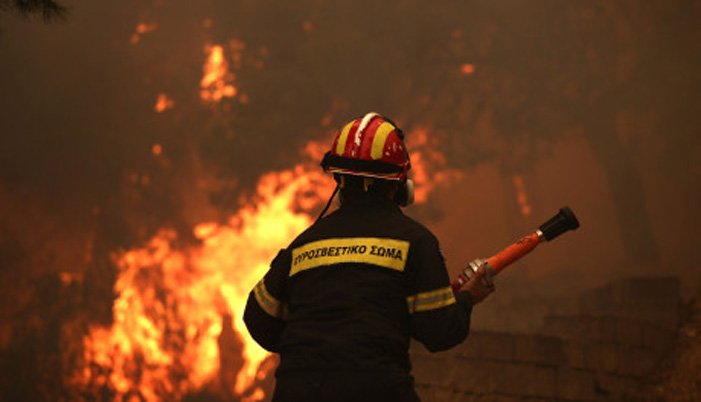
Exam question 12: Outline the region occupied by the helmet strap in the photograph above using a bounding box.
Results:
[363,177,374,192]
[314,184,340,224]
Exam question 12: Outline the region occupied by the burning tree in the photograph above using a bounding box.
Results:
[0,0,698,401]
[77,159,335,401]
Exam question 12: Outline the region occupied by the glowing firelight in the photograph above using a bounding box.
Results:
[460,63,476,75]
[130,22,158,44]
[302,21,315,33]
[407,127,461,204]
[80,145,336,401]
[79,134,454,401]
[154,93,174,113]
[200,44,237,102]
[512,174,532,216]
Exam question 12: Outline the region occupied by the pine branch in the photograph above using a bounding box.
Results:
[0,0,68,22]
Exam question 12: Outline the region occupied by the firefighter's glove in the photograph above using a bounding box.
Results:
[463,263,495,305]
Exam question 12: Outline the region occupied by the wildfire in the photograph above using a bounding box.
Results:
[200,44,237,102]
[406,127,462,204]
[80,147,335,401]
[79,132,454,401]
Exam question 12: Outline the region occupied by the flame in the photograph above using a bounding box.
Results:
[406,127,461,204]
[130,22,158,44]
[460,63,476,75]
[512,174,532,216]
[80,145,335,401]
[243,387,265,402]
[154,93,174,113]
[78,132,454,401]
[193,164,335,394]
[200,44,237,102]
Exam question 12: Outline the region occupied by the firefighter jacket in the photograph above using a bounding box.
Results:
[243,193,473,376]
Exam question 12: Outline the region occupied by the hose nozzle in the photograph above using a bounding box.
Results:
[451,206,580,294]
[538,206,580,241]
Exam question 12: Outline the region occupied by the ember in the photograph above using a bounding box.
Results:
[130,22,158,44]
[200,45,237,103]
[151,144,163,156]
[460,63,476,75]
[154,93,174,113]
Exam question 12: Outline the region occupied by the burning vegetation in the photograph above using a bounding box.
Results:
[0,1,699,401]
[71,127,452,401]
[200,44,238,103]
[52,34,453,400]
[78,157,336,401]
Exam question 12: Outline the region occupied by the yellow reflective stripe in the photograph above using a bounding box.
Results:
[370,122,395,160]
[253,279,286,319]
[406,287,456,314]
[290,237,410,277]
[335,121,355,155]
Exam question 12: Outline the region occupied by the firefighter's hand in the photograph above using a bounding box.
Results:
[463,264,495,305]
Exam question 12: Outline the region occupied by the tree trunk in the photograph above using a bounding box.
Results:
[585,108,660,264]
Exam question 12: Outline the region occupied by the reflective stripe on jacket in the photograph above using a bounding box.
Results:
[243,193,472,376]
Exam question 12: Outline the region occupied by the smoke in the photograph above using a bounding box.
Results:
[0,0,699,399]
[0,0,697,306]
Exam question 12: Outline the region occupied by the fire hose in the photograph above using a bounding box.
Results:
[451,207,580,294]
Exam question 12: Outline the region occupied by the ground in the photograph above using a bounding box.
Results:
[640,299,701,401]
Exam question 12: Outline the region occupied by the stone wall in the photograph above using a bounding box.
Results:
[412,277,681,402]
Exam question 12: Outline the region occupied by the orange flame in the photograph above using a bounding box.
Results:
[460,63,476,75]
[130,22,158,44]
[512,174,532,217]
[154,93,174,113]
[80,145,335,401]
[79,134,454,401]
[406,127,462,204]
[192,164,335,394]
[200,45,237,102]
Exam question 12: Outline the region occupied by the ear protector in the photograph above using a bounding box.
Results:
[394,178,415,207]
[374,114,414,207]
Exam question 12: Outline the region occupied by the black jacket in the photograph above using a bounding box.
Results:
[243,193,472,377]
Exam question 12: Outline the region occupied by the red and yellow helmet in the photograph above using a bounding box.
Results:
[321,112,411,181]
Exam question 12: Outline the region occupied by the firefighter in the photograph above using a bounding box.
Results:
[243,113,495,402]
